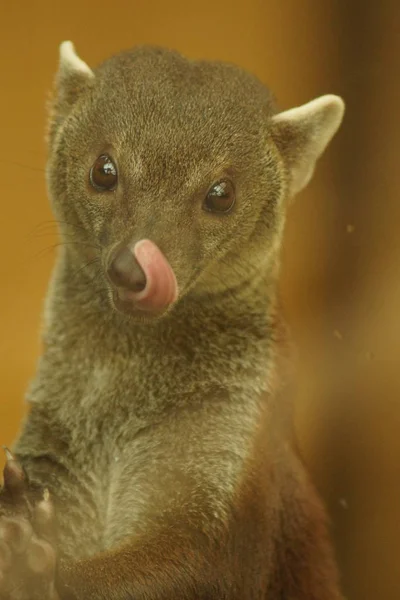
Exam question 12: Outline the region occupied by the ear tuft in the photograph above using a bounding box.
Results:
[271,94,345,198]
[48,41,95,142]
[59,41,94,78]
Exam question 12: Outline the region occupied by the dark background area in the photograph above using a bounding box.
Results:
[1,1,399,598]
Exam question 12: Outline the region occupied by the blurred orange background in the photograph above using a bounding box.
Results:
[1,1,400,598]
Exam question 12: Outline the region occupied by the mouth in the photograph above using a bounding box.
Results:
[107,239,179,318]
[110,290,169,319]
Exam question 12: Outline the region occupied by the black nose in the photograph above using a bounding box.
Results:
[107,245,147,292]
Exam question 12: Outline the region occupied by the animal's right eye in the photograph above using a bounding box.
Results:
[89,155,118,191]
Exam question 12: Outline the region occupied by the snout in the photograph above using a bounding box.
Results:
[107,245,147,292]
[106,239,178,315]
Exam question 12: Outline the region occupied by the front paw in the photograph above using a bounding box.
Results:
[0,449,59,600]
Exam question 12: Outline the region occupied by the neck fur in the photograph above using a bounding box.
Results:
[41,249,291,402]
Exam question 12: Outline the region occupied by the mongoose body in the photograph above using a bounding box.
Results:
[0,43,344,599]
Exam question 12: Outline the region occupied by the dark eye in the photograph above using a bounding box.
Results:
[89,155,118,191]
[204,180,235,213]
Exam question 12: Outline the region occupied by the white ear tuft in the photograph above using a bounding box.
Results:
[271,94,345,198]
[59,41,94,78]
[49,40,95,131]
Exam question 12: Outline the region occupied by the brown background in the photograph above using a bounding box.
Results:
[1,1,400,598]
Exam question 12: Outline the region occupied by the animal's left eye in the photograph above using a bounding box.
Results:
[203,180,236,213]
[89,155,118,191]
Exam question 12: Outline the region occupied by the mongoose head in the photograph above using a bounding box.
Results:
[47,42,344,320]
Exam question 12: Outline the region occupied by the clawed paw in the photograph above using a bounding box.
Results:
[0,448,59,600]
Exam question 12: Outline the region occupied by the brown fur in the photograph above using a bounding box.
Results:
[4,43,344,598]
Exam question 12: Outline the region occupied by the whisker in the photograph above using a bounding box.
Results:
[28,231,102,252]
[28,231,85,241]
[32,241,101,261]
[30,220,90,237]
[69,257,101,282]
[65,264,109,295]
[31,220,86,232]
[3,160,45,173]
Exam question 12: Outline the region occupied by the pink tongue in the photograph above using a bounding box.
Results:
[123,239,178,312]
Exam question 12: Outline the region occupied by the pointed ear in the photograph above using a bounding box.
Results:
[48,41,94,134]
[271,95,345,198]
